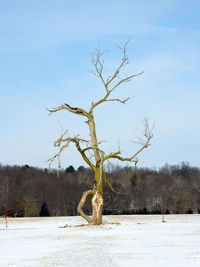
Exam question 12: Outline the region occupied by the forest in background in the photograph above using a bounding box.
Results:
[0,162,200,217]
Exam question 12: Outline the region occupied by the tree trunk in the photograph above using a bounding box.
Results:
[77,190,93,224]
[76,114,104,225]
[77,189,103,225]
[91,191,103,225]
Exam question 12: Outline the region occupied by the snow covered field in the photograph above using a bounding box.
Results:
[0,215,200,267]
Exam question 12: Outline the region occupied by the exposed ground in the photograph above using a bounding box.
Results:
[0,215,200,266]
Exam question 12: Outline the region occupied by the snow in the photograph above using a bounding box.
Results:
[0,215,200,266]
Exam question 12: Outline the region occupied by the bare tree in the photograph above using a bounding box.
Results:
[4,176,9,228]
[47,39,153,225]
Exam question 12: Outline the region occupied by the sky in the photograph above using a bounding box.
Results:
[0,0,200,170]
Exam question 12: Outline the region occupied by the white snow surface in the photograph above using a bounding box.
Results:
[0,215,200,266]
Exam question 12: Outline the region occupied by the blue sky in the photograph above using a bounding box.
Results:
[0,0,200,169]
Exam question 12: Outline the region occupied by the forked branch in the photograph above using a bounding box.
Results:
[47,103,89,117]
[90,38,144,112]
[103,119,153,164]
[46,133,96,175]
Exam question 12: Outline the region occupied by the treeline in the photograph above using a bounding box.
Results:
[0,162,200,217]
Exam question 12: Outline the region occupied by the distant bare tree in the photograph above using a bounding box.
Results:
[4,176,10,228]
[47,39,153,225]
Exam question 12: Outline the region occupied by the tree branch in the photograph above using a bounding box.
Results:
[105,97,130,104]
[103,170,115,192]
[91,48,107,90]
[47,103,89,117]
[89,38,144,113]
[106,37,130,86]
[77,190,94,224]
[109,71,144,93]
[47,134,96,175]
[103,133,153,163]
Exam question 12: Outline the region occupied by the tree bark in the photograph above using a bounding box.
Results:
[91,191,103,225]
